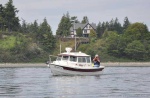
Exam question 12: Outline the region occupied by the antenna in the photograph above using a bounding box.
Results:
[71,19,76,52]
[60,44,61,53]
[65,47,72,53]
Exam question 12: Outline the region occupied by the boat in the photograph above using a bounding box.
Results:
[48,47,105,76]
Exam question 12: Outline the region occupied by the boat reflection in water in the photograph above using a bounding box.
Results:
[48,47,105,76]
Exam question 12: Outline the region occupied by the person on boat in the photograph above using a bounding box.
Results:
[93,54,100,67]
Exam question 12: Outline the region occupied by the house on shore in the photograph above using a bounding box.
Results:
[70,23,96,37]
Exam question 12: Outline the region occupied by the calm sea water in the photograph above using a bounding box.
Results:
[0,66,150,98]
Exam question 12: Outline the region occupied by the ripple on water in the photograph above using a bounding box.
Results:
[0,67,150,98]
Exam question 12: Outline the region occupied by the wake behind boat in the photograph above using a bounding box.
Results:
[48,47,105,76]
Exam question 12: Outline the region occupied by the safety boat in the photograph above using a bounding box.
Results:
[48,47,105,76]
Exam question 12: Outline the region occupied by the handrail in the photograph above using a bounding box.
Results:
[48,55,58,65]
[49,55,58,57]
[48,55,62,66]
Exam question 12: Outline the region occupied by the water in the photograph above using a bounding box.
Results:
[0,67,150,98]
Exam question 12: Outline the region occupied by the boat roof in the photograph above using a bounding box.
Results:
[59,51,90,57]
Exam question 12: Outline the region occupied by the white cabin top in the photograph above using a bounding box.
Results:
[58,47,90,57]
[59,52,90,57]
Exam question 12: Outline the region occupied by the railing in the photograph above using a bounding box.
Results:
[48,55,58,64]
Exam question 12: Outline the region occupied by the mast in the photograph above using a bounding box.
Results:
[60,44,61,53]
[74,20,76,52]
[71,19,76,52]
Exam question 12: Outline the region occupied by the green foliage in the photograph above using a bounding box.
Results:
[114,18,123,34]
[96,17,127,38]
[103,22,150,61]
[81,16,89,23]
[102,30,109,38]
[89,29,97,42]
[105,31,120,55]
[0,49,11,63]
[38,18,56,52]
[0,35,16,49]
[3,0,19,31]
[125,40,146,60]
[1,1,150,62]
[123,17,130,30]
[89,29,97,38]
[0,4,5,31]
[96,22,102,38]
[76,27,82,37]
[0,1,56,63]
[56,12,71,36]
[124,22,149,42]
[70,16,79,23]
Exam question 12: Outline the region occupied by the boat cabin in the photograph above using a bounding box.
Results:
[50,47,92,67]
[56,52,91,64]
[48,48,104,76]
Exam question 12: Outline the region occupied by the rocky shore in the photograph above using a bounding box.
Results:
[0,62,150,68]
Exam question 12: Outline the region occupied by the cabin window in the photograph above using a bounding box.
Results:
[70,56,77,62]
[78,57,86,63]
[56,56,61,61]
[62,56,68,60]
[86,57,91,63]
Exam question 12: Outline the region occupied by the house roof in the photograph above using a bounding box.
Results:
[70,23,96,31]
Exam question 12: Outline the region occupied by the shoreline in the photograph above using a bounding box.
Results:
[0,63,46,68]
[0,62,150,68]
[101,62,150,67]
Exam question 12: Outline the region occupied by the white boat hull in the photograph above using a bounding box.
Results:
[49,64,104,76]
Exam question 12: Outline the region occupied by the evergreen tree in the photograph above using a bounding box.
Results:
[0,4,3,30]
[76,27,82,37]
[39,18,56,51]
[70,16,79,23]
[0,4,2,14]
[101,22,106,35]
[114,18,123,34]
[56,13,71,37]
[96,22,102,38]
[20,19,28,33]
[109,19,114,31]
[0,4,5,31]
[32,20,39,33]
[123,17,130,30]
[81,16,89,24]
[105,21,109,29]
[4,0,19,32]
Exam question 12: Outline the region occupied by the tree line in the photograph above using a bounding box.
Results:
[102,22,150,61]
[0,0,55,51]
[0,0,150,62]
[0,0,56,62]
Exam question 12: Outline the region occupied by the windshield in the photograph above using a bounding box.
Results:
[78,56,91,63]
[62,56,69,60]
[56,56,61,61]
[70,56,77,62]
[86,57,91,63]
[78,57,86,63]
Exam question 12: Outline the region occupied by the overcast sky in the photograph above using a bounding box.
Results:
[1,0,150,34]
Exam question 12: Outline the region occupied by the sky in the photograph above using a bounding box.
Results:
[1,0,150,34]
